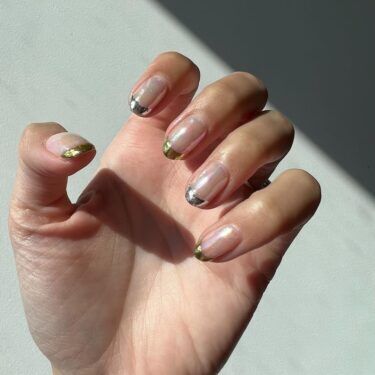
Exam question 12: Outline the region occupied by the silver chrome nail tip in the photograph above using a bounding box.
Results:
[129,95,149,116]
[185,186,206,207]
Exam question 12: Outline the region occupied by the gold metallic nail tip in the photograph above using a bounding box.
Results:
[193,243,211,262]
[163,139,183,160]
[62,143,95,158]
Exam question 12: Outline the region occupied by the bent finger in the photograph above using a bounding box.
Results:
[185,110,294,208]
[193,169,321,262]
[11,122,95,211]
[128,51,200,126]
[162,71,268,160]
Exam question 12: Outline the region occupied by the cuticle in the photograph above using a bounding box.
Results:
[131,71,169,94]
[166,111,207,137]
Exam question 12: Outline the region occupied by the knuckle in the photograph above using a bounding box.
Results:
[157,50,185,60]
[22,122,40,138]
[289,168,319,186]
[299,170,321,201]
[247,134,267,156]
[8,202,41,243]
[19,122,62,156]
[8,207,29,241]
[252,194,286,230]
[283,169,322,202]
[19,123,38,153]
[201,72,268,106]
[269,110,291,128]
[22,122,60,138]
[156,51,199,73]
[232,71,257,84]
[226,129,266,159]
[264,197,284,226]
[184,55,200,74]
[202,80,234,101]
[232,71,268,98]
[269,110,295,139]
[251,169,321,234]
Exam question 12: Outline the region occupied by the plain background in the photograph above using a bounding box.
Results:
[157,0,375,197]
[1,1,375,374]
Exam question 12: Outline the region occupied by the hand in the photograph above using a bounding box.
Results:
[9,52,321,375]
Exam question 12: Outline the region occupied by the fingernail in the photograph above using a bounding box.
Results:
[193,224,241,261]
[163,116,207,159]
[129,75,168,116]
[185,161,229,207]
[46,132,95,158]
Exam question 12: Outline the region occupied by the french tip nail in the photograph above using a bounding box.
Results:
[61,143,95,158]
[185,186,206,207]
[129,95,150,116]
[163,139,183,160]
[193,243,212,262]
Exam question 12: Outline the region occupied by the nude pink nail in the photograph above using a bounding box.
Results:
[194,224,242,261]
[163,116,207,159]
[129,75,168,116]
[185,161,229,206]
[46,132,95,158]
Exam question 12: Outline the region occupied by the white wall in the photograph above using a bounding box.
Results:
[1,1,374,374]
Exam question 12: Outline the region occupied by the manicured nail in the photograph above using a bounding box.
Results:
[193,224,241,261]
[46,132,95,158]
[163,116,207,159]
[129,75,168,116]
[185,161,229,207]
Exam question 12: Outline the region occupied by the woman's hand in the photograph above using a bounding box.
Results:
[8,52,321,375]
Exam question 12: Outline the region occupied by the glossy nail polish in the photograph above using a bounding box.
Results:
[185,161,229,207]
[194,224,241,261]
[163,116,207,159]
[46,132,95,158]
[129,75,168,116]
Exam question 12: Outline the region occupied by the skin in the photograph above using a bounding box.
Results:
[8,52,321,375]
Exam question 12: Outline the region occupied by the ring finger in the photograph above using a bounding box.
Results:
[193,168,321,262]
[185,110,295,208]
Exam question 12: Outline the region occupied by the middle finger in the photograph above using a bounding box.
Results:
[163,71,268,160]
[185,110,294,208]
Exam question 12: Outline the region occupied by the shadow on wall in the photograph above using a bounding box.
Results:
[156,0,375,196]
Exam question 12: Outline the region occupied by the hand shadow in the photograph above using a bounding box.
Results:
[69,167,195,264]
[63,168,289,323]
[66,166,255,265]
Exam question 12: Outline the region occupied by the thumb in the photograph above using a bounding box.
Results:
[11,122,95,214]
